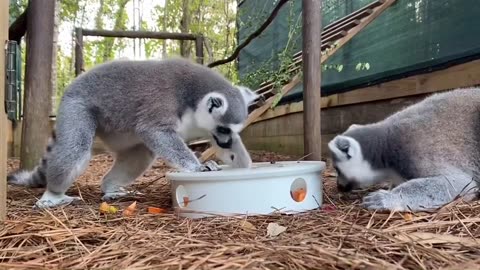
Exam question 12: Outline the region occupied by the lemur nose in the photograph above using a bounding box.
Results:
[337,182,354,192]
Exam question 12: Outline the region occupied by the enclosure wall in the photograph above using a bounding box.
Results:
[238,0,480,99]
[241,58,480,156]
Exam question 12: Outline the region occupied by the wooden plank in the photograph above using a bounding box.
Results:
[321,19,360,38]
[82,29,198,40]
[74,28,83,76]
[253,57,480,123]
[195,36,204,64]
[21,0,56,170]
[322,0,396,61]
[322,0,383,31]
[302,0,323,161]
[0,0,8,220]
[243,96,425,157]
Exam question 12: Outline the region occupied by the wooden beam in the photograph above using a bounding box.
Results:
[322,0,383,32]
[81,29,199,40]
[322,0,396,61]
[74,27,84,76]
[20,0,56,170]
[302,0,322,161]
[253,57,480,123]
[8,3,28,44]
[195,35,204,64]
[0,0,9,220]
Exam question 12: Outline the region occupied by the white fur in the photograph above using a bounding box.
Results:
[228,123,244,133]
[328,136,384,187]
[35,190,81,208]
[9,170,35,186]
[237,86,259,106]
[176,109,209,141]
[98,132,143,152]
[194,92,228,131]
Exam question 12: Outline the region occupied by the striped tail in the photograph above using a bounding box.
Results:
[7,131,56,188]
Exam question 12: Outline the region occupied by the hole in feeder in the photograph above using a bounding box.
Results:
[290,178,307,202]
[176,185,190,208]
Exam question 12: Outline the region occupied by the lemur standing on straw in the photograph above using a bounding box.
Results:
[8,57,259,209]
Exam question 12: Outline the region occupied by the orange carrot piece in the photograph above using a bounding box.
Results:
[147,207,167,214]
[183,196,190,207]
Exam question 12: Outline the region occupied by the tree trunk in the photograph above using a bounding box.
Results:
[21,0,56,170]
[179,0,190,58]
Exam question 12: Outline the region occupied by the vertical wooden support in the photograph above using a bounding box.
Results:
[20,0,56,170]
[75,27,84,76]
[195,35,204,64]
[302,0,322,160]
[0,0,9,220]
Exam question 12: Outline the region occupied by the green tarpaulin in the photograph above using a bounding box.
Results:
[237,0,480,100]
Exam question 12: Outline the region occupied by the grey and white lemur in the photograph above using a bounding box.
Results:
[328,87,480,212]
[8,57,259,208]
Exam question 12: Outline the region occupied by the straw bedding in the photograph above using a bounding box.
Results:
[1,151,479,269]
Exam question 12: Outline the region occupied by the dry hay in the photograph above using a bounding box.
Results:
[1,151,480,270]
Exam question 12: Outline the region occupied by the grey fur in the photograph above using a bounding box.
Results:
[329,87,480,212]
[8,57,257,208]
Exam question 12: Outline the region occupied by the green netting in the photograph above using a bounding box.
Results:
[237,0,480,99]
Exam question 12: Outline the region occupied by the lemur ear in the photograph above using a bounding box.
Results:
[237,85,260,106]
[207,96,224,113]
[336,137,352,159]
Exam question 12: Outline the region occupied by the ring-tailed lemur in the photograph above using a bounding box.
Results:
[8,57,259,208]
[328,87,480,212]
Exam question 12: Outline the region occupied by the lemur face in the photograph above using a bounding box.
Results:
[328,135,383,192]
[195,86,259,149]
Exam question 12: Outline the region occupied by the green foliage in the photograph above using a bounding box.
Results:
[12,0,240,111]
[9,0,27,23]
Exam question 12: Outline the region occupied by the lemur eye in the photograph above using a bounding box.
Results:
[216,126,231,134]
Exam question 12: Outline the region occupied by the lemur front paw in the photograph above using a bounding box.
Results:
[199,160,222,172]
[362,190,406,212]
[34,193,82,209]
[102,188,144,201]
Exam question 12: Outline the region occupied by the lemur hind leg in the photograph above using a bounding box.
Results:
[101,143,155,201]
[362,169,478,212]
[35,103,96,209]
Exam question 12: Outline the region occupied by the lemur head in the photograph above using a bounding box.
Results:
[194,85,259,148]
[328,132,385,192]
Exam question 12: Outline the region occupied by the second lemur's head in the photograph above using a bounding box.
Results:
[195,85,259,149]
[328,124,387,192]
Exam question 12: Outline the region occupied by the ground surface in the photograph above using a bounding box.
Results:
[1,151,480,269]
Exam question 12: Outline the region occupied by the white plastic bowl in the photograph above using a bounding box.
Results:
[166,161,326,219]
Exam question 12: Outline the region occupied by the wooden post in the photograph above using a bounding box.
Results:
[302,0,322,160]
[20,0,56,170]
[75,27,84,76]
[195,35,204,64]
[0,0,9,220]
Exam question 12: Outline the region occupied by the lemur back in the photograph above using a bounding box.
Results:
[328,87,480,212]
[8,57,259,208]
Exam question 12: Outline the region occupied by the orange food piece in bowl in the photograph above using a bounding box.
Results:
[292,188,306,202]
[183,196,190,207]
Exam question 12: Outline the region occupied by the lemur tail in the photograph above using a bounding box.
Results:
[7,131,57,188]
